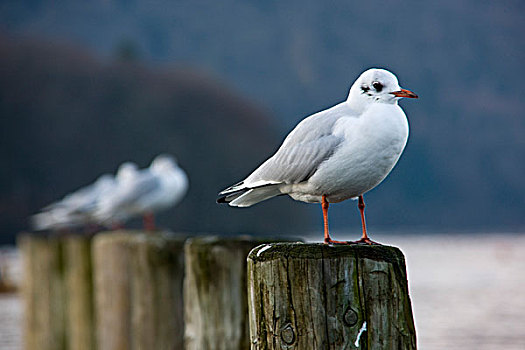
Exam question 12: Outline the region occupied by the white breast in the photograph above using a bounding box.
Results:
[289,103,409,203]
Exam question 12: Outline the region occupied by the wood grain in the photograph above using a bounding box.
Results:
[247,243,416,350]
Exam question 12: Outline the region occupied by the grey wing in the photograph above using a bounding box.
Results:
[243,103,350,186]
[114,174,161,207]
[42,184,94,211]
[245,133,342,186]
[219,101,354,195]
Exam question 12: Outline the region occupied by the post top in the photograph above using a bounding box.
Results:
[248,242,406,265]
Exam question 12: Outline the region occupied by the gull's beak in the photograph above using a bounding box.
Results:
[390,89,418,99]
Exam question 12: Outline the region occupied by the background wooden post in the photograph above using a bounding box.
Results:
[184,236,297,350]
[18,235,65,350]
[92,231,133,350]
[92,230,186,350]
[63,235,95,350]
[129,232,186,350]
[247,243,417,350]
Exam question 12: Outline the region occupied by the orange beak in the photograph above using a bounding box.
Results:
[390,89,418,98]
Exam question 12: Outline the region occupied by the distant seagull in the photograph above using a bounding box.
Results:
[31,173,116,231]
[95,155,189,230]
[93,161,140,227]
[217,68,417,244]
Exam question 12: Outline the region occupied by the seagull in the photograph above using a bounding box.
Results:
[31,173,116,231]
[217,68,417,244]
[93,162,140,228]
[94,155,189,230]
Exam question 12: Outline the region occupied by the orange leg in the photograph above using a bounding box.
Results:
[352,195,379,245]
[322,195,348,244]
[111,221,125,231]
[322,195,330,242]
[143,212,156,232]
[359,195,368,240]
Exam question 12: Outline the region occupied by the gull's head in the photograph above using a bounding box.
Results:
[95,174,115,187]
[150,154,177,173]
[116,162,139,181]
[347,68,417,110]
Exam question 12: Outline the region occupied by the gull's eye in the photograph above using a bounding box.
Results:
[372,82,383,92]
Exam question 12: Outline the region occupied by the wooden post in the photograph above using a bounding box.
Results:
[92,231,132,350]
[63,235,95,350]
[18,234,66,350]
[92,230,186,350]
[129,232,186,350]
[247,243,417,350]
[184,236,300,350]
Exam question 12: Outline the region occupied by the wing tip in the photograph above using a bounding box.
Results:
[216,194,229,204]
[217,180,248,204]
[219,181,245,195]
[216,188,246,205]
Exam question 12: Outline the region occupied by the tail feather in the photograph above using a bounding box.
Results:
[30,212,53,231]
[217,180,284,206]
[228,185,282,207]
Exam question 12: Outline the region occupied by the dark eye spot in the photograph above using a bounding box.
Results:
[361,85,370,93]
[372,82,383,92]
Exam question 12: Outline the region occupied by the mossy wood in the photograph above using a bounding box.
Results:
[92,230,186,350]
[129,232,186,350]
[184,236,301,350]
[248,243,416,350]
[63,235,95,350]
[18,234,66,350]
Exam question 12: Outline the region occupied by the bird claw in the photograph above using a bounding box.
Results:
[323,237,381,245]
[324,238,352,245]
[350,237,381,245]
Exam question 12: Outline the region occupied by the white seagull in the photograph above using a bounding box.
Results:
[95,155,189,230]
[217,68,418,244]
[31,173,116,231]
[93,161,140,227]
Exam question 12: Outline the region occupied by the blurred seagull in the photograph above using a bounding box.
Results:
[217,68,418,244]
[94,155,189,230]
[93,161,140,228]
[31,173,116,231]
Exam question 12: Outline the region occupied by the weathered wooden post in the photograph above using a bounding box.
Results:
[18,234,66,350]
[248,243,416,350]
[129,232,186,350]
[92,231,132,350]
[63,235,95,350]
[92,230,186,350]
[184,236,299,350]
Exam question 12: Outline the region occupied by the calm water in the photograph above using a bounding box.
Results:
[1,233,524,349]
[394,233,525,350]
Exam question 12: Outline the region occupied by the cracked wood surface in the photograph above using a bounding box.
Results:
[247,243,416,350]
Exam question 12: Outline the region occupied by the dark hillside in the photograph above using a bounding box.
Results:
[0,36,311,242]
